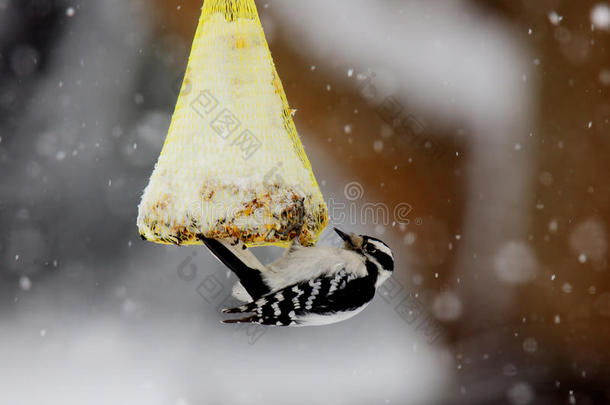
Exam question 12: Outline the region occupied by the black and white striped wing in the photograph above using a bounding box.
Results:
[222,269,376,326]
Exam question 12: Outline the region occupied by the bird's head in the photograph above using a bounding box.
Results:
[334,228,394,286]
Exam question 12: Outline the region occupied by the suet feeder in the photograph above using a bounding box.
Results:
[137,0,327,247]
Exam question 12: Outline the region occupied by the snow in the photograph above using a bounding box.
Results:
[19,276,31,291]
[432,291,463,321]
[403,232,416,245]
[0,301,451,404]
[569,218,607,263]
[373,140,384,152]
[569,390,576,404]
[2,0,601,402]
[600,69,610,85]
[591,3,610,30]
[507,382,534,405]
[6,228,49,276]
[493,241,539,284]
[503,363,517,376]
[522,337,538,353]
[548,11,563,26]
[539,171,553,186]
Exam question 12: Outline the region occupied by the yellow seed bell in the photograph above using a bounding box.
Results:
[137,0,328,247]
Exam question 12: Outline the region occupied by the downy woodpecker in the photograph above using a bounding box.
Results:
[201,228,394,326]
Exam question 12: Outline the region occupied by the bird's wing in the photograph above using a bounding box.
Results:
[222,269,375,326]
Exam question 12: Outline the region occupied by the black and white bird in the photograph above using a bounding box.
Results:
[200,228,394,326]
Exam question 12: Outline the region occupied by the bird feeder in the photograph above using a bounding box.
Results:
[137,0,328,247]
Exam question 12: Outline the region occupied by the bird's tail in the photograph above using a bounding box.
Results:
[199,236,271,299]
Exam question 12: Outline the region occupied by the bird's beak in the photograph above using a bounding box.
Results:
[334,228,363,250]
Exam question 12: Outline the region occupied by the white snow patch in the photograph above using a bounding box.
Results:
[432,291,462,322]
[591,3,610,30]
[548,11,563,26]
[569,218,607,262]
[493,241,538,284]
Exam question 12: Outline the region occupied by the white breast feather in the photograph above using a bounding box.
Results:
[264,246,366,292]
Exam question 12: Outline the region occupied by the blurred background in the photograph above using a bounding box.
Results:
[1,0,609,403]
